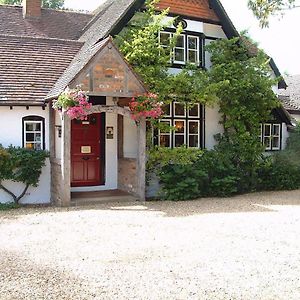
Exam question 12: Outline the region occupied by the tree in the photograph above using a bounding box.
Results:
[0,146,49,204]
[248,0,299,27]
[0,0,64,9]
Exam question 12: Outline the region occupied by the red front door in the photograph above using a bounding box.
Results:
[71,114,104,187]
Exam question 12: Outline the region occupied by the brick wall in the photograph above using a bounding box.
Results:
[157,0,220,22]
[23,0,41,18]
[118,158,137,195]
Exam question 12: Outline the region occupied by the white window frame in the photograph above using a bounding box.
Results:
[261,123,281,151]
[173,34,186,65]
[173,101,186,117]
[159,31,172,62]
[188,120,200,148]
[24,120,44,150]
[158,119,172,148]
[272,124,281,150]
[187,35,200,66]
[173,119,186,147]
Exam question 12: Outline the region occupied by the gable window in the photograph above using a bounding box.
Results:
[261,123,281,151]
[174,34,186,64]
[22,116,45,150]
[187,36,200,64]
[159,32,172,56]
[159,31,202,66]
[155,102,204,149]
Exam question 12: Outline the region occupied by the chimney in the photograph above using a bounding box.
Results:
[23,0,42,19]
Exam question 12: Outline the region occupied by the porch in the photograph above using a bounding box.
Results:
[48,38,147,206]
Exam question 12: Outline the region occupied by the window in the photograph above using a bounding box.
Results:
[187,36,199,64]
[174,102,186,117]
[159,120,171,148]
[174,120,186,147]
[174,34,186,64]
[23,116,45,150]
[156,102,204,149]
[159,31,202,66]
[261,123,281,151]
[188,120,200,148]
[159,31,172,56]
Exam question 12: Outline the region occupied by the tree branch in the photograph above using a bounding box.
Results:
[0,182,30,204]
[0,182,17,203]
[16,184,30,204]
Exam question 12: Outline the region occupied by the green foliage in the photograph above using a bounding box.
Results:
[0,203,20,211]
[248,0,297,27]
[159,163,208,200]
[206,36,280,191]
[147,146,203,172]
[0,0,64,9]
[257,123,300,191]
[117,0,214,106]
[0,146,49,204]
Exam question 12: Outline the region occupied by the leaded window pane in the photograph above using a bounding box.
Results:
[175,135,185,147]
[174,103,185,116]
[174,48,184,62]
[188,37,198,50]
[189,121,199,134]
[175,121,185,133]
[189,135,199,148]
[160,135,170,148]
[176,35,184,48]
[189,104,199,117]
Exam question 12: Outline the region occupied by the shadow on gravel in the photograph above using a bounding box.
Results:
[2,190,300,219]
[0,250,100,299]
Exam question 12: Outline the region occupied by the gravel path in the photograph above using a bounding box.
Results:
[1,190,300,299]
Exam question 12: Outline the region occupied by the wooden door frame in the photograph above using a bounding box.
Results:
[59,104,146,206]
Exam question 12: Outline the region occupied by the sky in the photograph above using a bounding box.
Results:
[64,0,300,76]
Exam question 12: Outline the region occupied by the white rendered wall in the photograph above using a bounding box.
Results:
[123,116,138,158]
[281,122,289,150]
[205,105,223,150]
[162,16,204,33]
[203,23,227,39]
[71,97,119,192]
[0,106,51,204]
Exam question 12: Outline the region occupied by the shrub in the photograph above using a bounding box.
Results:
[0,145,49,204]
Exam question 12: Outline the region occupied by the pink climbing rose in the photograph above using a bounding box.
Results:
[129,93,163,121]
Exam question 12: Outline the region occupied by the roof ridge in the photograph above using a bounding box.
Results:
[0,34,84,44]
[0,4,93,16]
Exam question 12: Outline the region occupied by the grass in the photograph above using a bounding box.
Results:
[0,203,20,211]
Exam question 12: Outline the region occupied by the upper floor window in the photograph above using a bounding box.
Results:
[260,123,281,151]
[22,116,45,150]
[159,31,201,66]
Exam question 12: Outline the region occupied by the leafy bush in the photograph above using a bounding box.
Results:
[0,203,20,211]
[0,146,49,204]
[159,163,208,200]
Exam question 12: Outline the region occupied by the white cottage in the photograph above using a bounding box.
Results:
[0,0,292,205]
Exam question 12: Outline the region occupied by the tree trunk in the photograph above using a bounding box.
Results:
[0,182,30,204]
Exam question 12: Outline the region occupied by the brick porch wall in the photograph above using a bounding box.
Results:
[118,158,137,195]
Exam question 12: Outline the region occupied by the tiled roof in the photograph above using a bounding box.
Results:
[47,0,143,99]
[156,0,220,22]
[0,35,82,105]
[278,75,300,112]
[0,5,93,40]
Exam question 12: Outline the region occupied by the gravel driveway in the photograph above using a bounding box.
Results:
[1,190,300,300]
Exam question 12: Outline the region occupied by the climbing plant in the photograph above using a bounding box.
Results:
[0,146,49,204]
